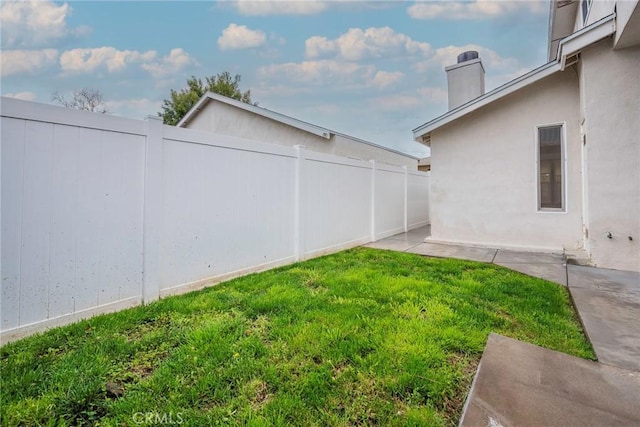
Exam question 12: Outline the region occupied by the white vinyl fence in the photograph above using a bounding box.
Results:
[1,97,430,343]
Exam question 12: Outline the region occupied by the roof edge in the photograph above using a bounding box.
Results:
[412,13,616,142]
[177,92,421,160]
[412,61,560,140]
[177,92,333,140]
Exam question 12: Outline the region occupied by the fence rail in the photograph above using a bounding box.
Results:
[1,97,430,343]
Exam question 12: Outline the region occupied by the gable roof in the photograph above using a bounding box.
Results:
[178,92,421,160]
[177,92,334,139]
[413,13,616,144]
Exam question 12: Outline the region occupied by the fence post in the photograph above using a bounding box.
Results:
[370,160,376,242]
[142,116,163,303]
[294,145,306,262]
[403,166,408,232]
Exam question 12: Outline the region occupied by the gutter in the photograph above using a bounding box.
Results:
[177,92,334,140]
[413,13,616,143]
[412,62,561,141]
[180,92,421,160]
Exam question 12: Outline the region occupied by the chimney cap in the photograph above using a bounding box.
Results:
[457,51,479,63]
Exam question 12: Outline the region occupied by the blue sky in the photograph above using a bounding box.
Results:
[1,1,551,157]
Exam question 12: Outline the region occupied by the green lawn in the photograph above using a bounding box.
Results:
[1,248,594,426]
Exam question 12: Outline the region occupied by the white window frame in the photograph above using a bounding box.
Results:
[581,0,593,26]
[535,122,567,214]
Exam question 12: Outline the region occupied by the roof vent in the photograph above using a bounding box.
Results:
[457,51,479,63]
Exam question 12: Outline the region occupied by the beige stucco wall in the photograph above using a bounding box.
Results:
[429,70,583,252]
[184,101,417,168]
[333,134,417,167]
[185,101,333,154]
[580,40,640,271]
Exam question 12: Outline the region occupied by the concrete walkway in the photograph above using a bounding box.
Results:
[460,334,640,427]
[364,226,640,426]
[366,225,569,286]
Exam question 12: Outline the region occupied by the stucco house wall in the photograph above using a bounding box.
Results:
[429,70,583,251]
[184,101,333,154]
[580,40,640,271]
[183,99,418,168]
[332,134,414,166]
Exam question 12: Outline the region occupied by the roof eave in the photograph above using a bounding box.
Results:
[178,92,334,140]
[413,13,616,143]
[412,61,561,141]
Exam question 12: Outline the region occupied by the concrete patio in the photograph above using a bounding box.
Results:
[365,226,640,426]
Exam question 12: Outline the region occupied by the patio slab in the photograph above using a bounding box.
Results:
[568,265,640,372]
[364,239,421,252]
[493,249,566,264]
[568,264,640,296]
[460,334,640,427]
[408,242,497,263]
[494,261,568,286]
[384,226,431,243]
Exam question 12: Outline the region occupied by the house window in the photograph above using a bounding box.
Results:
[537,125,565,211]
[581,0,592,25]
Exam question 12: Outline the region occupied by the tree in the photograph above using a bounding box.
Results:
[51,88,108,113]
[159,72,254,125]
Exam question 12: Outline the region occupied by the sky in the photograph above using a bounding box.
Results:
[0,0,552,158]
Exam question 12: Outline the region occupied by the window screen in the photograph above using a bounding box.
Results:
[538,125,563,210]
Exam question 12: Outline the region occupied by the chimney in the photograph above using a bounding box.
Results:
[445,51,485,110]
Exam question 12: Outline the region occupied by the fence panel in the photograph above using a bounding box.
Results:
[303,151,372,258]
[158,132,297,294]
[1,98,431,342]
[1,104,145,340]
[374,165,406,240]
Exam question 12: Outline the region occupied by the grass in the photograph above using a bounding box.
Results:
[1,248,594,426]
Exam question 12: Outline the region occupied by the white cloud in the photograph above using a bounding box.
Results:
[252,84,314,98]
[0,49,58,76]
[305,26,431,61]
[368,95,422,112]
[413,44,518,72]
[366,88,447,114]
[141,48,197,79]
[258,60,375,86]
[3,91,37,101]
[258,60,404,93]
[407,0,546,20]
[60,47,156,74]
[0,0,89,48]
[231,0,327,16]
[218,24,267,50]
[368,71,404,89]
[417,87,448,104]
[104,98,162,120]
[305,36,335,58]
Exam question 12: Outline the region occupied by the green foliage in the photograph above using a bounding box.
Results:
[159,72,254,126]
[0,249,594,426]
